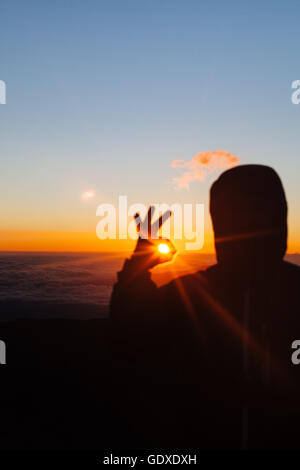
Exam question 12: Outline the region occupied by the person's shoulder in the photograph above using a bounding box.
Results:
[159,265,215,294]
[282,260,300,277]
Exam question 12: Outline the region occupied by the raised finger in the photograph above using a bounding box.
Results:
[134,212,141,232]
[151,210,172,237]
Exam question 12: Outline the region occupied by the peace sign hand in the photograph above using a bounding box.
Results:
[131,206,177,270]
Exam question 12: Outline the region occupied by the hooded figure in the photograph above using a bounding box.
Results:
[110,165,300,449]
[210,164,287,270]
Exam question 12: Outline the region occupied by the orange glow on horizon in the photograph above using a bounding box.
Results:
[0,231,135,253]
[0,230,299,254]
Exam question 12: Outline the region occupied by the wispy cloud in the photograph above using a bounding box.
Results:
[171,150,240,189]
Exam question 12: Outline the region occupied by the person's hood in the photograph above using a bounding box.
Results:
[210,164,287,274]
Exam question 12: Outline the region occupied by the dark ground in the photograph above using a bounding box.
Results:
[1,299,300,450]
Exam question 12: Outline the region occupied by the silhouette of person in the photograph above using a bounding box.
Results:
[110,164,300,449]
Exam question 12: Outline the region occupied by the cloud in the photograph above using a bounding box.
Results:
[171,150,240,189]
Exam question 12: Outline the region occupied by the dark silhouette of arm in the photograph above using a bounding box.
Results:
[110,239,163,324]
[110,207,176,324]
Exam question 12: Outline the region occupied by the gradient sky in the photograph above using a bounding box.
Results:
[1,0,300,252]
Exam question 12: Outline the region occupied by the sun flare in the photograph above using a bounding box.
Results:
[158,243,170,254]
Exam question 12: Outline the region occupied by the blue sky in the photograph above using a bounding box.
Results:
[1,0,300,249]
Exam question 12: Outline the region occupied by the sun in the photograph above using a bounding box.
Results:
[157,243,170,254]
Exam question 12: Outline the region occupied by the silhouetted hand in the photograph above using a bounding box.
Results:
[131,206,177,270]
